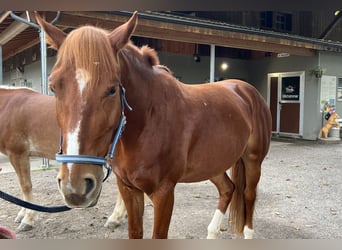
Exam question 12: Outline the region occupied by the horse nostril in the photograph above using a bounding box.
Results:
[57,178,61,189]
[85,178,95,194]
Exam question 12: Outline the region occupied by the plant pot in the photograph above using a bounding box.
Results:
[0,226,16,239]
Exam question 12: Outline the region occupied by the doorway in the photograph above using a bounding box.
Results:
[268,71,305,136]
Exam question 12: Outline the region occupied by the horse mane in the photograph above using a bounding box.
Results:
[0,86,37,92]
[154,64,172,74]
[140,45,159,66]
[55,26,119,90]
[120,43,174,77]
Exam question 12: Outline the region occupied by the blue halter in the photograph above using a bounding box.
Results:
[55,83,132,182]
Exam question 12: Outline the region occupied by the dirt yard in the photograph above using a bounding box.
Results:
[0,139,341,239]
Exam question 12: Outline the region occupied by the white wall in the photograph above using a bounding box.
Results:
[158,52,250,84]
[2,57,56,92]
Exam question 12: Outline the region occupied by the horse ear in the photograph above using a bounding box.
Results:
[109,11,138,51]
[34,12,66,50]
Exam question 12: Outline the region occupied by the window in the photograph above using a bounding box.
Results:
[337,77,342,101]
[260,11,273,29]
[275,12,292,32]
[260,11,292,32]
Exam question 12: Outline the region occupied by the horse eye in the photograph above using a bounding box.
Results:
[49,86,56,96]
[107,86,116,96]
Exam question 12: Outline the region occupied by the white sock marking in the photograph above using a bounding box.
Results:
[104,192,127,228]
[207,209,224,239]
[243,225,254,239]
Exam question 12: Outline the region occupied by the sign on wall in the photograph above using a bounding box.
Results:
[281,76,300,101]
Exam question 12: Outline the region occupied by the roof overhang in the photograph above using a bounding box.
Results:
[1,11,342,61]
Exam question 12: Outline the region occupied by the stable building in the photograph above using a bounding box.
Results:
[1,11,342,140]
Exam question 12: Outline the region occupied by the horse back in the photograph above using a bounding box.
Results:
[0,87,59,158]
[219,79,272,157]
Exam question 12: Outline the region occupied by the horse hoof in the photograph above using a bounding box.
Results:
[104,220,121,230]
[16,223,33,232]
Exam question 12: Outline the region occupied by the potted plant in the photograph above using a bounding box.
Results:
[310,67,325,78]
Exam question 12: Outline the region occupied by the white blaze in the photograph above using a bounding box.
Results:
[64,69,90,185]
[66,121,81,159]
[65,121,81,189]
[75,68,90,94]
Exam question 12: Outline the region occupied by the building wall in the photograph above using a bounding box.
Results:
[319,50,342,125]
[3,52,250,89]
[4,50,342,140]
[2,57,56,93]
[248,55,322,140]
[158,52,250,84]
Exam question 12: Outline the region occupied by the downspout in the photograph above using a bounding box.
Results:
[9,11,60,95]
[0,45,2,85]
[210,44,215,82]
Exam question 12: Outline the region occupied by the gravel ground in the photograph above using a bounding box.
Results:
[0,139,341,239]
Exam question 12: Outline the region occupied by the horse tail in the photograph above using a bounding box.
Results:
[229,158,246,236]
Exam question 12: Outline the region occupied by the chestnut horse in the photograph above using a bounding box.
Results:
[37,11,272,239]
[0,87,126,232]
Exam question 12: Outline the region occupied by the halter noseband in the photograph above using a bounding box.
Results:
[55,82,132,182]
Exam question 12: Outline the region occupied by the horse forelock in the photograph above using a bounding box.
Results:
[56,26,119,91]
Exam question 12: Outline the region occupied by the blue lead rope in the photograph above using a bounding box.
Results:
[0,190,71,213]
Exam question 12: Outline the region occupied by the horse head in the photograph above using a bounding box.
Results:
[36,11,138,208]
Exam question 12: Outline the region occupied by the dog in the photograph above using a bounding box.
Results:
[318,112,340,139]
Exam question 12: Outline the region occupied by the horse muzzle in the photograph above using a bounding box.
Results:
[57,170,103,208]
[61,186,102,208]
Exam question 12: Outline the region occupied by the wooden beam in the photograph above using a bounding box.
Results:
[2,37,40,60]
[59,12,318,56]
[1,11,316,58]
[133,24,317,56]
[0,11,11,24]
[0,14,30,45]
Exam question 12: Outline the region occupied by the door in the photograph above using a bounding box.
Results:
[268,72,304,136]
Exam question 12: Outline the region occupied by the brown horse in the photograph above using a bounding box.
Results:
[36,11,272,239]
[0,87,127,232]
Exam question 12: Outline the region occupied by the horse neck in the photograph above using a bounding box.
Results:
[119,53,157,115]
[117,51,181,147]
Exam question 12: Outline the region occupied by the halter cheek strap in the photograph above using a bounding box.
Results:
[55,82,132,182]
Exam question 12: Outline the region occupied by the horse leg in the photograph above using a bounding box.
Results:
[8,153,35,232]
[104,191,127,229]
[116,177,144,238]
[207,172,235,239]
[242,156,262,239]
[149,181,175,239]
